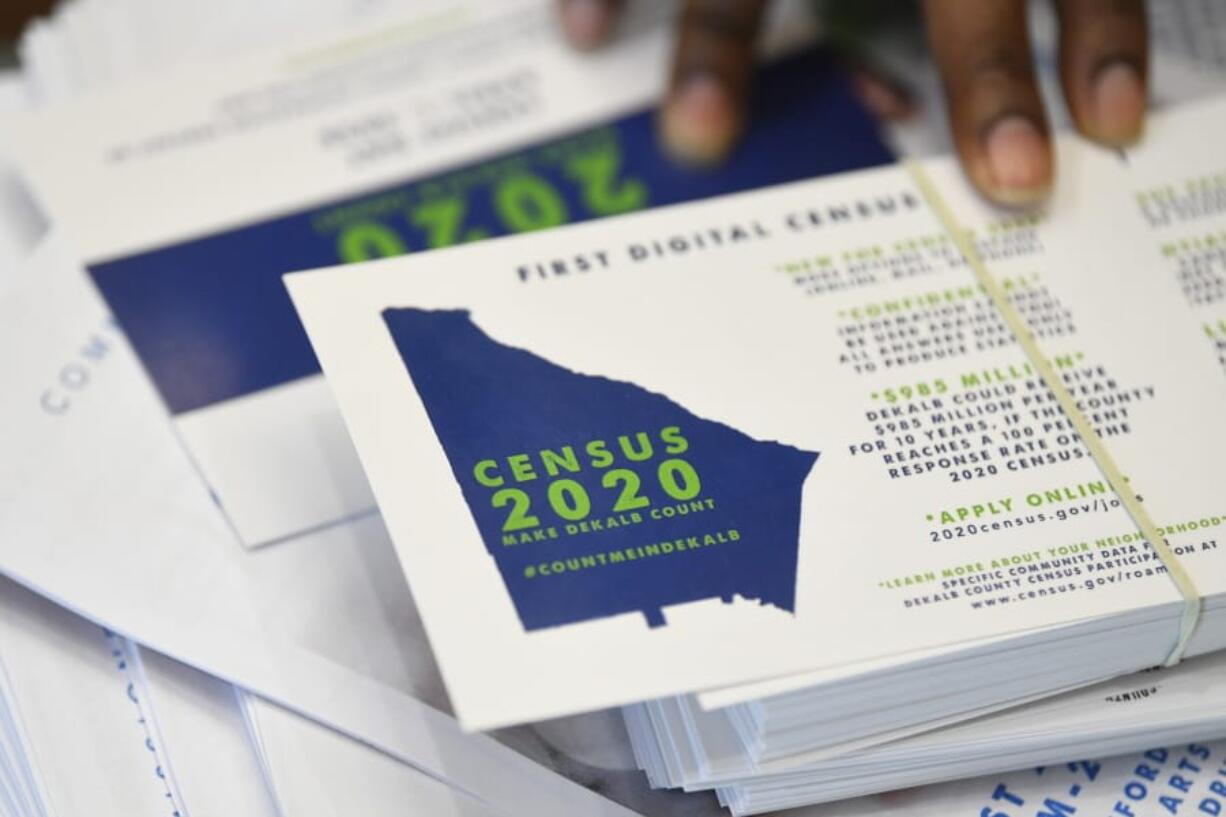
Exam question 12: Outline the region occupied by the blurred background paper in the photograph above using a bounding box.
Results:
[4,0,873,551]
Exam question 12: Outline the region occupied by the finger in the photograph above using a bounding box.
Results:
[557,0,624,51]
[922,0,1052,206]
[1056,0,1148,145]
[661,0,768,165]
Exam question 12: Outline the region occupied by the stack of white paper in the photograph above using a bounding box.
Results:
[626,653,1226,813]
[3,0,1226,815]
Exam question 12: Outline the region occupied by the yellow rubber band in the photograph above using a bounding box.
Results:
[904,160,1202,667]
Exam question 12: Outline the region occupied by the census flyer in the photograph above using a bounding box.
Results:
[289,98,1226,728]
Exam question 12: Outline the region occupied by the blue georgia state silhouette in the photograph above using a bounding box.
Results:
[383,308,818,630]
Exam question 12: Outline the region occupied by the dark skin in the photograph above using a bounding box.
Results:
[557,0,1148,206]
[3,0,1145,204]
[0,0,55,41]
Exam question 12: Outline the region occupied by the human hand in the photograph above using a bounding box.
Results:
[556,0,1148,207]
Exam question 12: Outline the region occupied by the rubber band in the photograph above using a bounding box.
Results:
[903,159,1202,667]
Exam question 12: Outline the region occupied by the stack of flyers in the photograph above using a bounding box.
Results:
[625,653,1226,813]
[286,90,1226,810]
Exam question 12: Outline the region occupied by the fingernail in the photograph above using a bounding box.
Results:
[984,115,1052,205]
[1091,61,1145,144]
[850,70,915,123]
[560,0,611,50]
[661,74,739,166]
